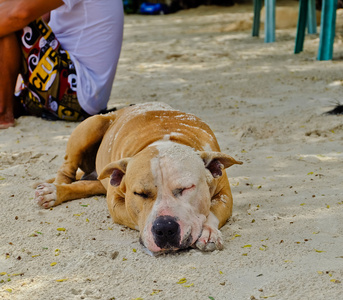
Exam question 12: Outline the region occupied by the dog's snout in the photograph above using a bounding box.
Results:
[152,216,180,249]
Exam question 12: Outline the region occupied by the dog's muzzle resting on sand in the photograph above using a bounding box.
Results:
[35,103,242,254]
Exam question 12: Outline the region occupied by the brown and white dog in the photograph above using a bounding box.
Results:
[35,103,242,254]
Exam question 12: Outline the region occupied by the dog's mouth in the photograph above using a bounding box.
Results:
[139,229,194,256]
[180,231,194,248]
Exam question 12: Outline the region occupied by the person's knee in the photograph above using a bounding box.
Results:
[0,33,21,62]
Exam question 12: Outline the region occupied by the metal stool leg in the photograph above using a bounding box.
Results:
[294,0,308,53]
[317,0,338,60]
[264,0,275,43]
[307,0,317,34]
[252,0,263,37]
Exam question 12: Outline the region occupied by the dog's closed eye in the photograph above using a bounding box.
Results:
[134,191,150,199]
[172,185,195,197]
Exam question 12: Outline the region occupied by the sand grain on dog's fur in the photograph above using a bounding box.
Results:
[1,3,343,299]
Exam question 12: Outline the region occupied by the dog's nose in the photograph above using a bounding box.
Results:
[152,216,180,249]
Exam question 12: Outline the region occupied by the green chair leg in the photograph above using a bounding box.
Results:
[264,0,275,43]
[307,0,317,34]
[252,0,263,37]
[294,0,308,53]
[317,0,338,60]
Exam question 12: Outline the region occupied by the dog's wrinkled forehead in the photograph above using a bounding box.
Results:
[149,141,205,177]
[150,140,197,160]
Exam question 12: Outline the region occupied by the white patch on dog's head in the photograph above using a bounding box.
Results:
[139,141,211,252]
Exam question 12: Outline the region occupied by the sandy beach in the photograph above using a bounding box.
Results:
[1,2,343,299]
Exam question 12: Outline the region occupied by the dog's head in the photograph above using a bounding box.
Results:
[99,141,241,254]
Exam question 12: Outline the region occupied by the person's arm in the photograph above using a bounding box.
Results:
[0,0,63,37]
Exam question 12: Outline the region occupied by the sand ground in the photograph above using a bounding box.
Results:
[1,2,343,300]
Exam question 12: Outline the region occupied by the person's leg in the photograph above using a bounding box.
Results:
[16,18,90,122]
[0,33,21,129]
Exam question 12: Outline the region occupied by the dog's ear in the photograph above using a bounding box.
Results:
[98,158,131,186]
[198,151,243,178]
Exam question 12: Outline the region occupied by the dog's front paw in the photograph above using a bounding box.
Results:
[35,183,57,208]
[195,224,223,252]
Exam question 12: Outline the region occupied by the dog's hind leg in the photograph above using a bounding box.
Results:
[34,114,117,208]
[54,114,115,185]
